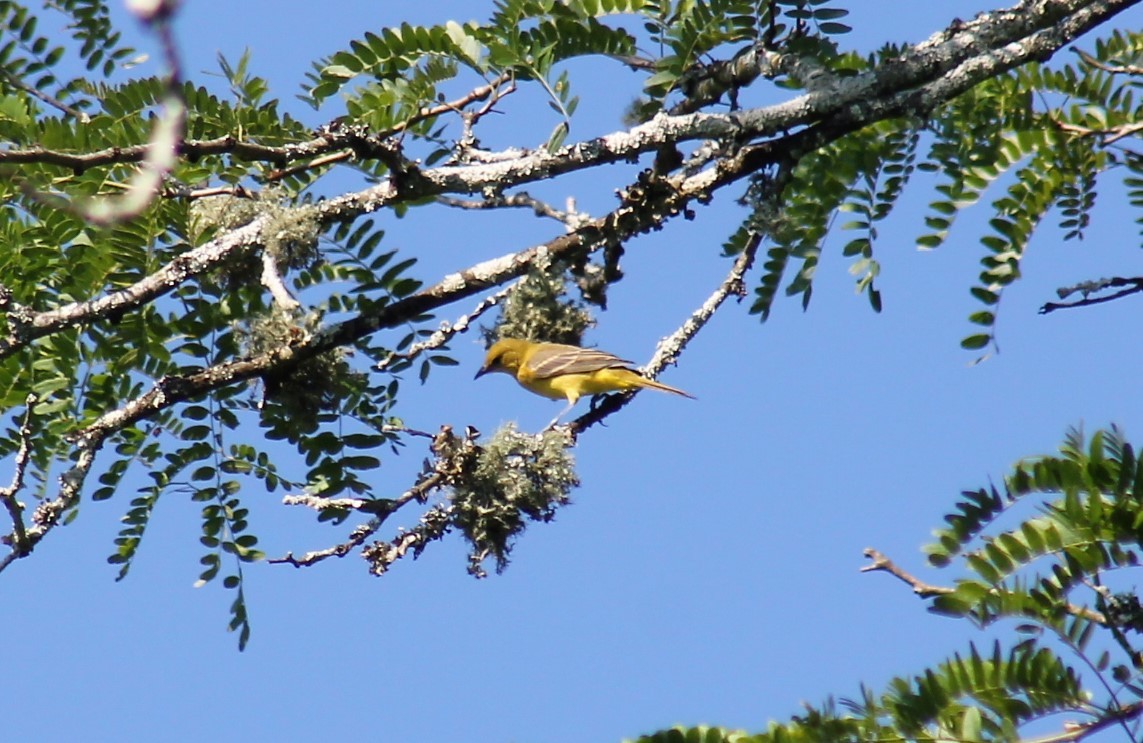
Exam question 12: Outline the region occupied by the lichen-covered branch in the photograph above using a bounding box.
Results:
[435,192,590,230]
[3,0,1129,362]
[0,395,37,562]
[269,427,462,569]
[0,219,267,360]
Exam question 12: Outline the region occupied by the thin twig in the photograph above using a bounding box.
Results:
[1050,116,1143,147]
[268,74,515,182]
[280,494,373,512]
[1,69,89,121]
[264,150,353,183]
[168,184,257,201]
[0,394,38,556]
[860,547,954,598]
[465,77,514,127]
[570,221,761,434]
[269,519,384,568]
[435,192,590,229]
[0,76,515,178]
[270,426,478,569]
[861,547,1109,625]
[269,472,445,568]
[361,502,454,576]
[260,251,301,310]
[1087,579,1143,685]
[375,287,511,373]
[1073,46,1143,76]
[381,424,438,439]
[395,73,512,137]
[0,427,100,573]
[1022,701,1143,743]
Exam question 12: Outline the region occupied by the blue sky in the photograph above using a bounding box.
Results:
[8,2,1143,741]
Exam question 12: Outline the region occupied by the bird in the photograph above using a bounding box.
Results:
[475,338,694,426]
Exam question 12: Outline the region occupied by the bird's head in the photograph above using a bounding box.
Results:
[475,338,527,379]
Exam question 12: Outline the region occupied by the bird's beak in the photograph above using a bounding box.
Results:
[474,366,489,380]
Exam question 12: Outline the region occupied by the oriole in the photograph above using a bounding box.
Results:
[475,338,694,423]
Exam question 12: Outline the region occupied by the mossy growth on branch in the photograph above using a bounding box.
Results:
[485,259,593,346]
[189,188,321,286]
[236,308,365,434]
[445,423,579,577]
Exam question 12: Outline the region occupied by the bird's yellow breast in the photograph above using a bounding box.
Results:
[516,368,642,403]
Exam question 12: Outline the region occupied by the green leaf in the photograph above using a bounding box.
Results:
[961,334,991,350]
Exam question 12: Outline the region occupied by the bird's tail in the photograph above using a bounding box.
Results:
[637,375,696,400]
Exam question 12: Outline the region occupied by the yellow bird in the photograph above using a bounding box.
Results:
[475,338,694,424]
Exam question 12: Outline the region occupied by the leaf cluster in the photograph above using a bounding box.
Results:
[628,640,1084,741]
[637,426,1143,741]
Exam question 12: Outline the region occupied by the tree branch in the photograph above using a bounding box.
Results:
[571,228,761,434]
[269,519,385,568]
[1022,701,1143,743]
[270,426,465,569]
[0,74,516,178]
[0,219,267,360]
[0,395,37,560]
[860,548,954,598]
[0,68,89,122]
[1040,276,1143,314]
[435,192,590,229]
[260,250,301,310]
[861,547,1109,625]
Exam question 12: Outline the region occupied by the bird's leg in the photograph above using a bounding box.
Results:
[546,399,577,430]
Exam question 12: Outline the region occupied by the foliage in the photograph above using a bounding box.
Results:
[899,427,1143,740]
[634,427,1143,741]
[1,0,1143,738]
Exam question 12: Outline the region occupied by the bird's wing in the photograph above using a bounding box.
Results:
[527,345,634,379]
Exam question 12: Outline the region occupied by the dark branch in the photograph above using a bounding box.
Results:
[0,395,38,564]
[1040,276,1143,314]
